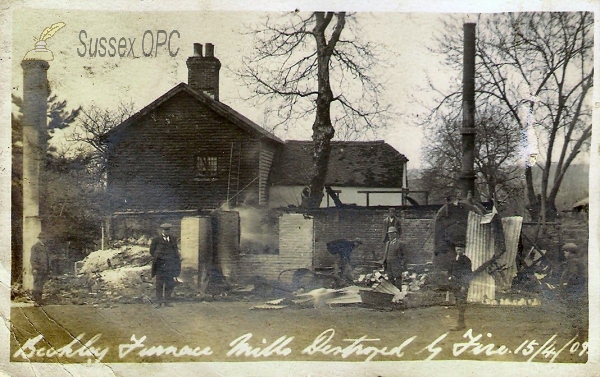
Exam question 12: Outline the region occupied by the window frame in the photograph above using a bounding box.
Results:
[194,155,219,181]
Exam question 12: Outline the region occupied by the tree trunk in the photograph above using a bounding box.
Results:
[303,12,344,208]
[544,198,557,221]
[525,165,539,220]
[307,52,335,208]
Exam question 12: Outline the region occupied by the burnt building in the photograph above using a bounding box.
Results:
[105,43,411,218]
[105,43,283,212]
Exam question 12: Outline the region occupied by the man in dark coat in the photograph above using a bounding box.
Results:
[382,208,402,243]
[30,231,51,304]
[559,243,588,340]
[150,223,181,307]
[383,227,405,289]
[326,238,362,283]
[449,242,472,331]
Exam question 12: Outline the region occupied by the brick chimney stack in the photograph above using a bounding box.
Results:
[186,43,221,101]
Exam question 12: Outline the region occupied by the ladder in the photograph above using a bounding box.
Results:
[226,141,242,208]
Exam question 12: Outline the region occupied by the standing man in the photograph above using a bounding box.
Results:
[30,231,50,305]
[382,208,402,243]
[326,238,362,283]
[150,223,181,307]
[449,242,472,331]
[383,227,405,289]
[559,243,588,340]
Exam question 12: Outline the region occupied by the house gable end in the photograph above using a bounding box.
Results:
[105,83,283,145]
[106,90,271,211]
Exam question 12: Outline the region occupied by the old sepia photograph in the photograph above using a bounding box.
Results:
[2,1,598,376]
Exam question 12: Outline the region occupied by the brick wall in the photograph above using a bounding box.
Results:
[236,208,437,283]
[312,208,436,268]
[313,209,380,268]
[237,213,313,283]
[110,207,436,284]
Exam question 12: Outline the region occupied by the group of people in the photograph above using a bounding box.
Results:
[27,211,587,338]
[326,208,406,287]
[383,207,473,330]
[325,207,471,329]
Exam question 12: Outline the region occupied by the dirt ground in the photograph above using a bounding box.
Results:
[9,299,588,365]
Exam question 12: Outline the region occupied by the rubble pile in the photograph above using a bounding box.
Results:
[77,244,152,274]
[40,244,154,305]
[99,266,152,289]
[42,243,220,305]
[353,268,445,309]
[405,271,430,291]
[11,282,30,303]
[78,244,155,301]
[356,269,429,292]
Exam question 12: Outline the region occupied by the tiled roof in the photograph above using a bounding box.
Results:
[271,140,408,187]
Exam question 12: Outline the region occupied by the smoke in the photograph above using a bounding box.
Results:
[235,205,279,255]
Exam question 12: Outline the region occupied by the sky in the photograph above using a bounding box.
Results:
[11,8,594,169]
[11,10,463,169]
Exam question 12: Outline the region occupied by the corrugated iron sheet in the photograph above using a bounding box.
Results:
[465,211,496,302]
[497,216,523,290]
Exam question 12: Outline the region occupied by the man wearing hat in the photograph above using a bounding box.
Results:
[30,231,51,304]
[559,243,588,340]
[449,242,472,331]
[150,223,181,307]
[382,226,405,289]
[382,208,402,243]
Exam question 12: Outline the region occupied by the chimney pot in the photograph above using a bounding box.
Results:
[205,43,214,58]
[193,43,203,57]
[186,43,221,101]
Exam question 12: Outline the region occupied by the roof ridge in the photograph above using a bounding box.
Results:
[105,83,284,144]
[182,85,284,144]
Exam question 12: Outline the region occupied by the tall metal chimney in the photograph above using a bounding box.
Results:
[20,60,49,290]
[460,23,476,199]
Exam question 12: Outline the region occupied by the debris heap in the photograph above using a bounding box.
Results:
[41,242,215,305]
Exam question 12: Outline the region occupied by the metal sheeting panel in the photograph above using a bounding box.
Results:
[465,212,496,302]
[497,216,523,290]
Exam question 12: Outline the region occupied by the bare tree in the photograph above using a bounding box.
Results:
[427,12,593,220]
[422,107,524,212]
[239,12,390,207]
[68,101,134,184]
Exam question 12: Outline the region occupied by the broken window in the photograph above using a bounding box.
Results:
[195,155,218,179]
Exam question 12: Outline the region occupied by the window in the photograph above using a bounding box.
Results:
[195,155,218,179]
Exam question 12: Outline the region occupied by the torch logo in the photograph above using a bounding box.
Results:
[23,22,66,61]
